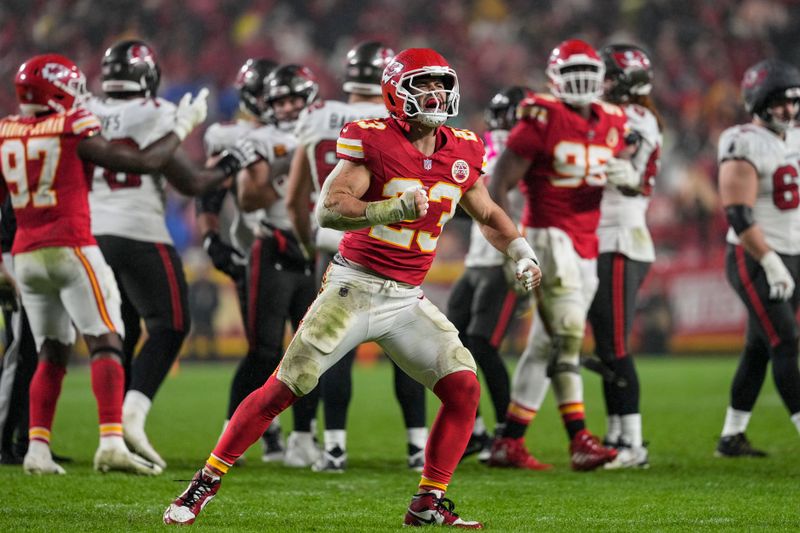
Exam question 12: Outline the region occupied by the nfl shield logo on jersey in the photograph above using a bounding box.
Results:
[424,159,432,170]
[451,159,469,183]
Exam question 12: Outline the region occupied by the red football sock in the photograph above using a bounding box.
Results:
[211,374,298,468]
[420,371,480,491]
[29,360,67,440]
[90,357,125,430]
[559,401,586,440]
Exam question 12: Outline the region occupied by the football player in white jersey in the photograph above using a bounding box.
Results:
[196,58,289,463]
[585,44,663,469]
[716,58,800,457]
[88,40,248,469]
[286,41,428,473]
[236,64,322,467]
[447,86,529,463]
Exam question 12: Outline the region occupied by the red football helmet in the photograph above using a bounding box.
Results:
[381,48,459,127]
[15,54,88,115]
[546,39,605,107]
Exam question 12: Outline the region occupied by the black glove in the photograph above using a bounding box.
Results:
[216,138,258,176]
[0,283,18,312]
[203,231,245,280]
[195,187,228,215]
[0,265,18,312]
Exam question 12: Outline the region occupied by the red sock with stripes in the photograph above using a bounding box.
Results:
[559,401,586,440]
[91,357,125,437]
[210,374,298,470]
[29,360,67,443]
[419,371,480,492]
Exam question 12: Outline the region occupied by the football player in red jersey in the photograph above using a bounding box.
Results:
[285,41,428,474]
[488,39,635,472]
[0,53,209,475]
[164,48,540,529]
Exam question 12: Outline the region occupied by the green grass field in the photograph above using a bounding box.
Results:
[2,357,800,532]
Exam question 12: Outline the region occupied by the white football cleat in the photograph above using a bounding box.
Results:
[604,445,649,469]
[94,447,163,476]
[312,446,347,473]
[163,469,221,525]
[123,395,167,469]
[283,431,320,468]
[123,426,167,469]
[23,446,66,475]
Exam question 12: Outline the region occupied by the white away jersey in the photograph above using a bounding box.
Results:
[88,96,177,243]
[204,119,256,156]
[203,119,262,253]
[295,100,387,192]
[294,99,387,252]
[464,129,524,267]
[597,103,661,261]
[244,124,298,231]
[719,123,800,254]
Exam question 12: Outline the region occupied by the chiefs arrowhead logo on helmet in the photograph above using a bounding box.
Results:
[382,60,404,84]
[41,63,72,83]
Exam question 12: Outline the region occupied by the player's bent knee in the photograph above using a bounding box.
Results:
[547,337,583,378]
[88,345,124,366]
[276,336,324,396]
[556,306,586,338]
[434,369,480,409]
[436,343,477,383]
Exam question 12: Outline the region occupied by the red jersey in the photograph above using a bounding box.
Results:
[336,117,483,285]
[0,107,101,254]
[506,93,628,258]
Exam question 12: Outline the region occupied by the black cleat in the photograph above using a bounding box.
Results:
[715,433,767,458]
[460,432,492,462]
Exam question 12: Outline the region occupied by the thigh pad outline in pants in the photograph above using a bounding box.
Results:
[527,228,597,339]
[277,275,370,396]
[379,296,476,391]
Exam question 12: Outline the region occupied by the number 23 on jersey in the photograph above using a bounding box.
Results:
[369,177,462,252]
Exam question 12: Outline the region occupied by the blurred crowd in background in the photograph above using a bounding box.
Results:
[1,0,797,354]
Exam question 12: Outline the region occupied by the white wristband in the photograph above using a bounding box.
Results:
[506,237,538,265]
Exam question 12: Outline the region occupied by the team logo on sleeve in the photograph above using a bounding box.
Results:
[451,159,470,183]
[606,127,619,147]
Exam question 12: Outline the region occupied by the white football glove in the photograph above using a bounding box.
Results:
[605,157,641,189]
[226,137,259,168]
[515,258,538,293]
[173,88,209,141]
[760,250,795,301]
[506,237,541,293]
